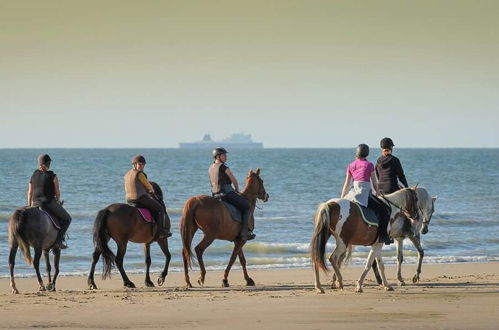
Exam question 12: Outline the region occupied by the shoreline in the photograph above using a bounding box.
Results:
[1,262,499,329]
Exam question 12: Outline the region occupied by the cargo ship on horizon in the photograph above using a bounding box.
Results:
[179,133,263,149]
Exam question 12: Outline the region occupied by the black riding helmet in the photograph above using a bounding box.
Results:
[212,147,228,159]
[37,154,52,166]
[380,137,395,149]
[356,144,370,158]
[131,154,146,164]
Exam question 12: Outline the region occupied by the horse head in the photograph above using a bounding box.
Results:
[149,181,164,201]
[416,187,437,235]
[245,168,269,202]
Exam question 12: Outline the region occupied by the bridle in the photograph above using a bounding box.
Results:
[381,192,419,222]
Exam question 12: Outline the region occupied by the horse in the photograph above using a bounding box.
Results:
[311,187,419,293]
[371,187,437,286]
[180,168,269,288]
[87,182,172,289]
[8,207,62,293]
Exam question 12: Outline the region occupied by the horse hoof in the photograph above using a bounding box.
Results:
[316,287,325,294]
[145,280,155,288]
[12,289,19,294]
[46,283,56,292]
[398,281,406,286]
[88,284,98,290]
[157,277,165,286]
[124,282,136,289]
[222,279,229,288]
[39,286,46,292]
[246,278,255,286]
[186,283,193,289]
[198,279,204,287]
[385,286,394,291]
[412,275,419,283]
[355,287,363,293]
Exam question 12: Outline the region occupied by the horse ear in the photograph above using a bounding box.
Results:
[255,168,260,175]
[412,183,419,190]
[432,196,438,202]
[248,169,254,176]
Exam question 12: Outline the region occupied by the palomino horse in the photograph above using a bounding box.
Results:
[371,187,437,286]
[311,187,419,293]
[87,182,172,289]
[8,207,62,293]
[180,168,269,288]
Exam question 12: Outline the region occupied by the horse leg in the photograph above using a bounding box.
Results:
[87,248,101,290]
[314,264,325,294]
[9,243,19,294]
[195,235,215,287]
[371,260,383,287]
[410,235,424,283]
[33,248,46,291]
[47,249,61,292]
[115,241,135,288]
[44,250,52,285]
[329,241,346,290]
[144,243,154,287]
[156,238,171,286]
[182,248,193,289]
[396,238,405,286]
[222,240,245,288]
[356,243,382,293]
[375,255,393,291]
[238,250,254,286]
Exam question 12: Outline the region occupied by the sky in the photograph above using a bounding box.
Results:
[1,0,498,148]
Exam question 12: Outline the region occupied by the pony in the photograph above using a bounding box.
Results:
[180,168,268,288]
[311,187,419,293]
[87,182,172,289]
[371,187,437,285]
[8,207,62,293]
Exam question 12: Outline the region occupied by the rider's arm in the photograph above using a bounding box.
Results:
[340,172,352,198]
[395,158,409,188]
[54,176,61,201]
[27,183,33,206]
[137,172,155,194]
[225,168,239,192]
[370,171,380,196]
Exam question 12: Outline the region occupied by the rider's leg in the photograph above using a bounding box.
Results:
[44,200,72,249]
[136,195,171,238]
[368,195,392,245]
[223,192,254,240]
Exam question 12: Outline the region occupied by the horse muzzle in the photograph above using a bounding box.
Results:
[262,193,269,202]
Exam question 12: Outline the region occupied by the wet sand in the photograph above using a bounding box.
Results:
[1,262,498,329]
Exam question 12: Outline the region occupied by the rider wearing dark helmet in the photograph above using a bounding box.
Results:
[340,144,392,244]
[376,137,408,194]
[124,155,171,238]
[28,154,72,249]
[208,147,255,241]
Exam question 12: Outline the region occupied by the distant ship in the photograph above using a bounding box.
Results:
[179,133,263,149]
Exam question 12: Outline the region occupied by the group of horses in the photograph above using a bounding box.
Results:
[7,167,435,295]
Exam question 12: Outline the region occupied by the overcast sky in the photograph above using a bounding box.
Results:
[1,0,498,148]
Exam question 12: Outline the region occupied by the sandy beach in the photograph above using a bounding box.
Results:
[1,262,498,329]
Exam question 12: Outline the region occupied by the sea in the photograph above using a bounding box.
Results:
[1,148,498,278]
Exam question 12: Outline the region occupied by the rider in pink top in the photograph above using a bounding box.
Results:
[347,159,375,182]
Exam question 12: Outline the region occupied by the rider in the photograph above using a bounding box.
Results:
[340,144,392,245]
[376,137,409,194]
[208,147,255,241]
[28,154,72,249]
[124,155,171,238]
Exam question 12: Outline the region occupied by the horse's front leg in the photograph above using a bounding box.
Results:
[375,255,394,291]
[409,235,424,283]
[47,248,60,292]
[238,250,254,286]
[222,240,245,288]
[44,250,52,285]
[195,235,215,287]
[115,242,135,288]
[356,243,382,293]
[33,249,46,291]
[156,238,171,286]
[144,243,154,287]
[87,248,101,290]
[396,238,405,286]
[9,243,19,294]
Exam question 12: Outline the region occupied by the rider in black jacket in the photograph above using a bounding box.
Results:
[376,137,408,194]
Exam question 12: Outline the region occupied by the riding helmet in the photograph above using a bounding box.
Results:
[380,137,395,149]
[212,147,228,158]
[131,154,146,164]
[356,144,370,158]
[37,154,52,166]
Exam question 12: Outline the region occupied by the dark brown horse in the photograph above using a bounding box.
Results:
[311,187,419,293]
[180,168,269,288]
[87,182,171,289]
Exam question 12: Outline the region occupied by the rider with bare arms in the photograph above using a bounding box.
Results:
[208,147,255,241]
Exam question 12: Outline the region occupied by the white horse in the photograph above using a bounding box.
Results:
[372,187,437,285]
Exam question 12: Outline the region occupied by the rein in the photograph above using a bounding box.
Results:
[380,194,418,221]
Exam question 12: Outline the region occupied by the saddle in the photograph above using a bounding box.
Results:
[352,202,380,227]
[213,195,242,223]
[37,207,61,230]
[137,208,155,223]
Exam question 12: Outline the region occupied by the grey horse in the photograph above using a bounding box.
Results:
[8,206,62,294]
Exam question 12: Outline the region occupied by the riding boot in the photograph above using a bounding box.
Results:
[239,211,255,241]
[55,223,68,249]
[156,212,171,239]
[378,215,393,245]
[164,211,172,238]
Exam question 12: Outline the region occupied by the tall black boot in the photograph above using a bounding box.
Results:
[378,215,393,245]
[55,224,68,249]
[240,211,255,241]
[156,212,171,239]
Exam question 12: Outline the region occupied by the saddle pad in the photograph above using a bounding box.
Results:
[222,201,242,223]
[353,203,379,227]
[38,208,61,230]
[137,208,154,223]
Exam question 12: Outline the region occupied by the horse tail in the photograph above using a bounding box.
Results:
[310,202,331,273]
[180,198,199,269]
[93,208,115,279]
[8,208,32,265]
[344,245,353,266]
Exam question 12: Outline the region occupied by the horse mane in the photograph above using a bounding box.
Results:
[150,181,163,201]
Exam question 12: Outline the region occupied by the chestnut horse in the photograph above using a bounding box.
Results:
[87,182,172,289]
[180,168,269,288]
[311,187,419,293]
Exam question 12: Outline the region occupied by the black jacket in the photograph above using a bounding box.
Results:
[376,154,408,194]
